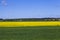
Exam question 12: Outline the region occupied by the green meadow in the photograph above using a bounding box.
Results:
[0,26,60,40]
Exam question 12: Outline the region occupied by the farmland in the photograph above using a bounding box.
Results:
[0,21,60,27]
[0,21,60,40]
[0,18,60,40]
[0,26,60,40]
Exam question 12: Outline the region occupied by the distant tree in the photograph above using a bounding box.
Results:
[0,18,3,20]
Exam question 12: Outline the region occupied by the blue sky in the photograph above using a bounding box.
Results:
[0,0,60,19]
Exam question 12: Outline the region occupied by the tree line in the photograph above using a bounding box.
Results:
[0,18,60,21]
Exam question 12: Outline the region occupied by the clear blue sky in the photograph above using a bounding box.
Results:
[0,0,60,19]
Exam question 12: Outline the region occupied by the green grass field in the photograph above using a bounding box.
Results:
[0,26,60,40]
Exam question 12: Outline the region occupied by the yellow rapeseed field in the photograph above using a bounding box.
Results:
[0,21,60,27]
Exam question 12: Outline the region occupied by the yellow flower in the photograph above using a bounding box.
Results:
[0,21,60,27]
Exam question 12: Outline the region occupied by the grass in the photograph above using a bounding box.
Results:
[0,26,60,40]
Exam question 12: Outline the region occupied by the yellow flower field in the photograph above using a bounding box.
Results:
[0,21,60,27]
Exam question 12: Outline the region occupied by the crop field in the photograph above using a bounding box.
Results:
[0,21,60,27]
[0,22,60,40]
[0,26,60,40]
